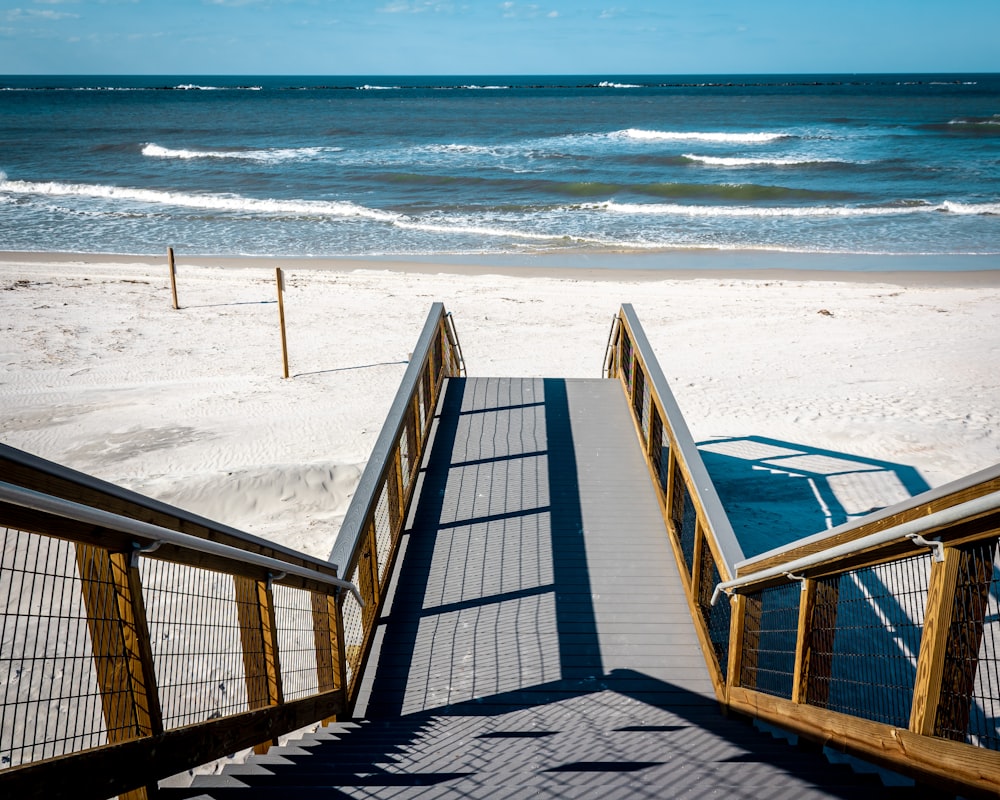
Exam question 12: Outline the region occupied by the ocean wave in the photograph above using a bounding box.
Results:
[598,81,642,89]
[682,154,851,167]
[579,200,999,218]
[614,128,790,144]
[173,84,262,91]
[141,143,343,163]
[0,177,400,222]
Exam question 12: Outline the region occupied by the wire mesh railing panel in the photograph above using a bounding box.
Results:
[640,374,652,442]
[807,554,931,728]
[620,332,633,391]
[631,365,646,429]
[341,567,365,694]
[139,560,250,729]
[0,530,107,768]
[399,420,413,494]
[649,407,669,495]
[700,555,731,680]
[271,584,320,702]
[373,482,393,582]
[670,465,698,577]
[417,368,429,431]
[938,539,1000,749]
[740,583,800,699]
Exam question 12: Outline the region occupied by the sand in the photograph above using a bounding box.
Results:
[2,251,999,561]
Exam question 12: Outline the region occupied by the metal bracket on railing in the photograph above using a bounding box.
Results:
[709,585,731,606]
[266,571,287,589]
[602,313,621,378]
[130,539,164,568]
[444,312,467,377]
[784,571,808,591]
[905,533,945,562]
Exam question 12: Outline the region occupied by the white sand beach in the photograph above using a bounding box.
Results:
[2,252,999,560]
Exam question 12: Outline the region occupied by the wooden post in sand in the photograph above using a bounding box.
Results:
[167,247,179,310]
[276,267,290,379]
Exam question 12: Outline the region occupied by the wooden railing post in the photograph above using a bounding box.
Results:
[911,538,998,740]
[311,591,342,725]
[739,593,763,691]
[387,447,403,535]
[234,576,283,754]
[726,593,747,698]
[75,545,162,800]
[791,580,815,704]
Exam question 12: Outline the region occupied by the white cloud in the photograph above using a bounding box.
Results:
[205,0,269,6]
[6,7,80,20]
[500,2,556,19]
[378,1,455,12]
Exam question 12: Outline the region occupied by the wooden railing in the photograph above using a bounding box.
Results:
[607,303,1000,798]
[0,303,463,800]
[329,302,463,713]
[605,304,746,699]
[0,451,353,800]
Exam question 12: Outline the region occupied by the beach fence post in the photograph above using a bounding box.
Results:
[276,267,290,379]
[167,247,179,310]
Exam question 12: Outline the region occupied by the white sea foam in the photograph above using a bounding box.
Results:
[614,128,790,144]
[580,200,997,218]
[683,154,847,167]
[174,84,262,91]
[598,81,642,89]
[940,200,1000,215]
[0,177,400,222]
[142,143,342,163]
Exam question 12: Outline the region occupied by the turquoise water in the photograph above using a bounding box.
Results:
[1,74,998,258]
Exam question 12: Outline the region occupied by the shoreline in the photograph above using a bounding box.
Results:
[3,249,1000,288]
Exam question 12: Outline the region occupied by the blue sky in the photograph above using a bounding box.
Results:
[1,0,997,75]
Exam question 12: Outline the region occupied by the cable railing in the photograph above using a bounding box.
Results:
[0,302,463,800]
[606,303,1000,797]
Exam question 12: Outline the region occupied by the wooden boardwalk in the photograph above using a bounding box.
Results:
[358,376,715,718]
[167,377,924,798]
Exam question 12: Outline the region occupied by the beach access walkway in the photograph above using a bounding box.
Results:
[163,373,923,799]
[2,304,998,799]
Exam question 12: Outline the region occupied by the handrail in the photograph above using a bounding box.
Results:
[604,303,743,698]
[0,480,364,606]
[331,302,450,572]
[608,303,1000,797]
[710,489,1000,605]
[328,302,463,712]
[0,303,463,800]
[444,311,467,377]
[618,304,745,573]
[0,442,341,580]
[601,313,620,378]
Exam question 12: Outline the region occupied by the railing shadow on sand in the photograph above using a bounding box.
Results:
[697,435,931,559]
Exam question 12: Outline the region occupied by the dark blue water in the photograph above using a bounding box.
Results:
[1,74,998,258]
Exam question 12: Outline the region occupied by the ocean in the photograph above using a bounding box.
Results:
[1,74,998,260]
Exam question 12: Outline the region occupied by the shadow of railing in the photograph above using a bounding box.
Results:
[698,435,930,558]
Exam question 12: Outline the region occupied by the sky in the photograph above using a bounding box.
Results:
[0,0,998,76]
